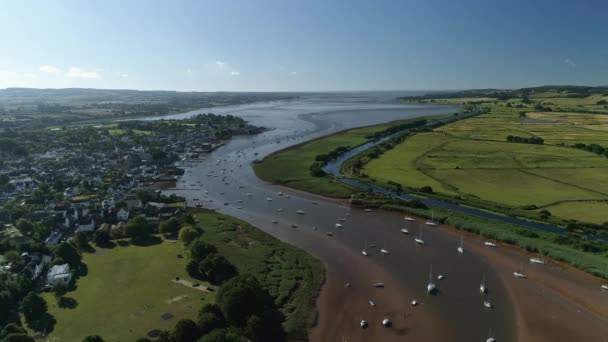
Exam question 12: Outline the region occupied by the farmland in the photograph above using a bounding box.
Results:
[253,117,440,198]
[360,87,608,224]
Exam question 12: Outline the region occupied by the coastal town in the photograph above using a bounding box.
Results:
[0,113,264,328]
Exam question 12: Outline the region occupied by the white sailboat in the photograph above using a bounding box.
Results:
[427,265,436,293]
[486,328,496,342]
[380,240,390,255]
[425,211,437,226]
[400,218,409,234]
[414,224,425,244]
[513,264,527,278]
[404,208,415,222]
[480,275,487,294]
[484,241,497,247]
[382,318,391,327]
[457,236,464,253]
[361,240,368,256]
[602,284,608,290]
[529,251,544,265]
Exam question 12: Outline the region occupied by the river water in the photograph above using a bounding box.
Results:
[158,93,518,341]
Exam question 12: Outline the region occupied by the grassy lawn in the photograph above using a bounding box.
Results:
[42,210,324,341]
[253,118,430,198]
[44,242,211,342]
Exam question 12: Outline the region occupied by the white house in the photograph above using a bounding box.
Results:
[33,255,52,279]
[47,264,72,285]
[117,209,129,221]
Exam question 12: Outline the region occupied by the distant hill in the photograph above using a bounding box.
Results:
[400,85,608,101]
[0,88,297,128]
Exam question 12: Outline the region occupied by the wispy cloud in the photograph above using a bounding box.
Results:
[215,60,226,69]
[289,71,297,75]
[23,73,38,79]
[564,58,576,68]
[39,65,61,73]
[65,67,101,79]
[230,71,240,76]
[121,73,129,78]
[187,68,193,76]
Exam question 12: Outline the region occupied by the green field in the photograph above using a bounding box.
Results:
[363,131,608,208]
[254,119,430,197]
[44,242,210,342]
[43,211,323,341]
[359,91,608,223]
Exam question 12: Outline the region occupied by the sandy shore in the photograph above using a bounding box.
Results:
[306,211,608,341]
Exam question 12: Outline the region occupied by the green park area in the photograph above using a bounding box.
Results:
[43,242,211,342]
[253,118,430,197]
[42,211,323,341]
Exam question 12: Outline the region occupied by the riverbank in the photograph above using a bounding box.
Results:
[165,95,606,341]
[253,116,440,198]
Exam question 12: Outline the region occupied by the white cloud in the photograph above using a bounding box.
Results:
[187,68,193,76]
[289,71,297,75]
[121,74,129,78]
[39,65,61,73]
[215,60,226,69]
[65,67,101,79]
[23,73,38,79]
[230,71,240,76]
[564,58,576,68]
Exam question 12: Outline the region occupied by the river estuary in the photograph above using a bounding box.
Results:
[157,93,608,342]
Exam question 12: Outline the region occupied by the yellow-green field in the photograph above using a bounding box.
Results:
[540,201,608,224]
[44,242,211,342]
[363,91,608,223]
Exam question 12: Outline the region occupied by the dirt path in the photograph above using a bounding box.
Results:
[172,279,211,293]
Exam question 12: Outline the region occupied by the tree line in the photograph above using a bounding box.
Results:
[506,135,544,145]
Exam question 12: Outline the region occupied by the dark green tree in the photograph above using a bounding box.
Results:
[189,239,217,262]
[159,217,180,236]
[197,304,225,335]
[16,219,35,236]
[93,230,111,246]
[20,292,47,322]
[178,226,199,244]
[198,254,237,284]
[82,335,104,342]
[54,242,81,267]
[72,231,89,250]
[2,334,36,342]
[124,216,151,241]
[170,319,201,342]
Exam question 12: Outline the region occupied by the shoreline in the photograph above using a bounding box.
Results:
[168,98,606,341]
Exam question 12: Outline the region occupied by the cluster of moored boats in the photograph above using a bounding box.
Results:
[187,156,607,342]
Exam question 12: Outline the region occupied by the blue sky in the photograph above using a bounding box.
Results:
[0,0,607,91]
